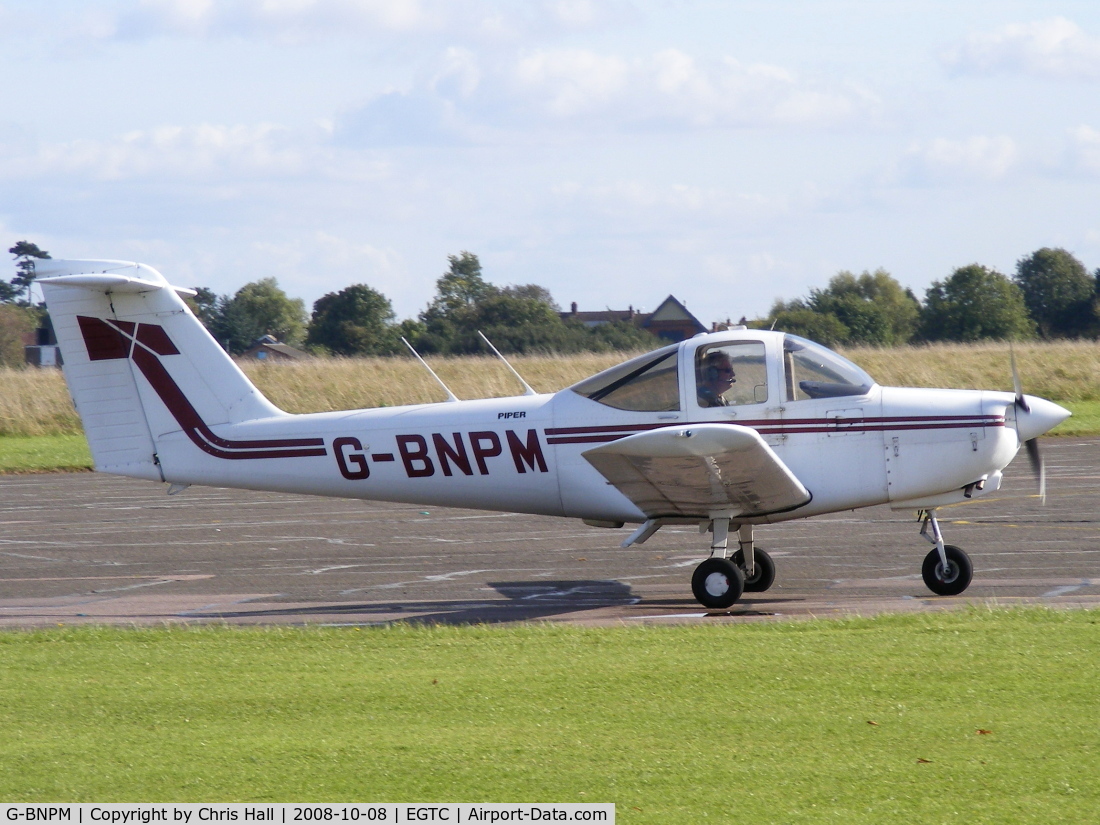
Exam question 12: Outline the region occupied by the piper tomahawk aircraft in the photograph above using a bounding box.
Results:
[39,260,1071,609]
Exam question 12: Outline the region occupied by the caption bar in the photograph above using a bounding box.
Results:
[2,806,613,825]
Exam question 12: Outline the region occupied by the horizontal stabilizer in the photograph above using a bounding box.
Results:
[35,260,197,296]
[582,423,811,519]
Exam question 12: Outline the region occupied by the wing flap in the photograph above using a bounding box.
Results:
[582,424,811,518]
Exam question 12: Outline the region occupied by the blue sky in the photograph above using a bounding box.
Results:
[3,1,1100,325]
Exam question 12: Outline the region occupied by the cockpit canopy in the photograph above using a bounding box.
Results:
[570,332,874,412]
[569,344,681,411]
[781,334,874,400]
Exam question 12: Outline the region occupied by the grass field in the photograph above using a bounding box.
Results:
[1,610,1098,820]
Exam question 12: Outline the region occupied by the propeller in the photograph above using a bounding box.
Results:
[1010,346,1046,504]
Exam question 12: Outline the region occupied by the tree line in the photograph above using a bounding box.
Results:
[3,242,1099,368]
[189,251,656,356]
[759,249,1099,346]
[0,247,655,364]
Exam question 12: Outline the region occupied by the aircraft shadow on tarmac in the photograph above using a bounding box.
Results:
[188,580,642,625]
[186,579,808,625]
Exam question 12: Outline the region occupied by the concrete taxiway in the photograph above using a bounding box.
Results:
[2,438,1099,627]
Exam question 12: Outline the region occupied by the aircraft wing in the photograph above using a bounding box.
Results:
[582,423,811,518]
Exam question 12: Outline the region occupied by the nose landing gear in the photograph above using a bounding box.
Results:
[919,510,973,596]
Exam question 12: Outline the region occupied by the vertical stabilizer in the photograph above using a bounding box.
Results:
[39,260,284,481]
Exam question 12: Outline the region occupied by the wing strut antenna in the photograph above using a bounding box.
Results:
[401,337,459,403]
[477,330,537,396]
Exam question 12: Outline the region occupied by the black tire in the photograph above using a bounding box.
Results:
[732,547,776,592]
[691,557,745,609]
[921,545,973,596]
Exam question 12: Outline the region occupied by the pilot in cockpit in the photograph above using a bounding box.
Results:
[697,350,736,407]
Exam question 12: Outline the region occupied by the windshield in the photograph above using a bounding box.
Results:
[570,344,681,411]
[782,335,874,401]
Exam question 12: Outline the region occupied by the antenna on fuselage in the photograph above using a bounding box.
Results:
[477,330,537,396]
[401,337,459,403]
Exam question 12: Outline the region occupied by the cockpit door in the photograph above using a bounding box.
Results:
[686,338,786,442]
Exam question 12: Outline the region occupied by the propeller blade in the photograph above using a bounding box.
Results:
[1026,437,1046,505]
[1010,345,1030,413]
[1012,346,1046,503]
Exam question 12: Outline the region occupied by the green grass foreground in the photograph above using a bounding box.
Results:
[1,610,1098,821]
[0,434,92,473]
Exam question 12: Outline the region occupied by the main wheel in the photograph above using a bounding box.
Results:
[732,547,776,592]
[691,557,745,609]
[921,545,973,596]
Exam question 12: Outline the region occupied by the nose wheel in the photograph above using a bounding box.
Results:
[922,544,972,595]
[918,511,973,596]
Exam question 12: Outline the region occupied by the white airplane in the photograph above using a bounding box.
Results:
[38,260,1070,609]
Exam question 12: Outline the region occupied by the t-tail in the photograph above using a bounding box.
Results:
[38,260,307,483]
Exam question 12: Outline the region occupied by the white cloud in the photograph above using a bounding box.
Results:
[102,0,435,41]
[504,47,876,129]
[36,0,632,44]
[1068,124,1100,174]
[0,123,389,182]
[898,136,1020,183]
[514,49,631,117]
[550,179,784,224]
[947,17,1100,80]
[254,230,407,305]
[332,44,873,144]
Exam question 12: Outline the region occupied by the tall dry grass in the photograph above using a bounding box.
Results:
[241,353,632,413]
[841,340,1100,401]
[2,341,1098,438]
[0,366,84,436]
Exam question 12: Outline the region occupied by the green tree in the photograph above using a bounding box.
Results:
[0,304,37,367]
[209,278,307,354]
[760,269,919,347]
[421,251,498,321]
[583,319,659,352]
[6,241,51,306]
[307,284,400,355]
[502,283,560,310]
[808,269,920,345]
[186,287,221,330]
[413,251,656,355]
[919,264,1036,342]
[764,303,850,347]
[1014,247,1096,338]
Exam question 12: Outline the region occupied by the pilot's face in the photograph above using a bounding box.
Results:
[711,359,735,392]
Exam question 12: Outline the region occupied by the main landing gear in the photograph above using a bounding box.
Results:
[918,510,973,596]
[691,520,775,609]
[685,510,974,609]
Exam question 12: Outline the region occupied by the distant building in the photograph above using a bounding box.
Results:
[24,320,62,368]
[561,295,707,343]
[239,335,310,362]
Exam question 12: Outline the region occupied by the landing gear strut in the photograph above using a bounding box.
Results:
[918,510,973,596]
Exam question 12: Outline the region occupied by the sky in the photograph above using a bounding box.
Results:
[3,1,1100,326]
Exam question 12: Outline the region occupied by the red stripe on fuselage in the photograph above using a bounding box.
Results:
[544,416,1004,445]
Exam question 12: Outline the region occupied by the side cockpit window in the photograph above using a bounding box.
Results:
[695,342,768,408]
[570,344,680,411]
[782,335,874,401]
